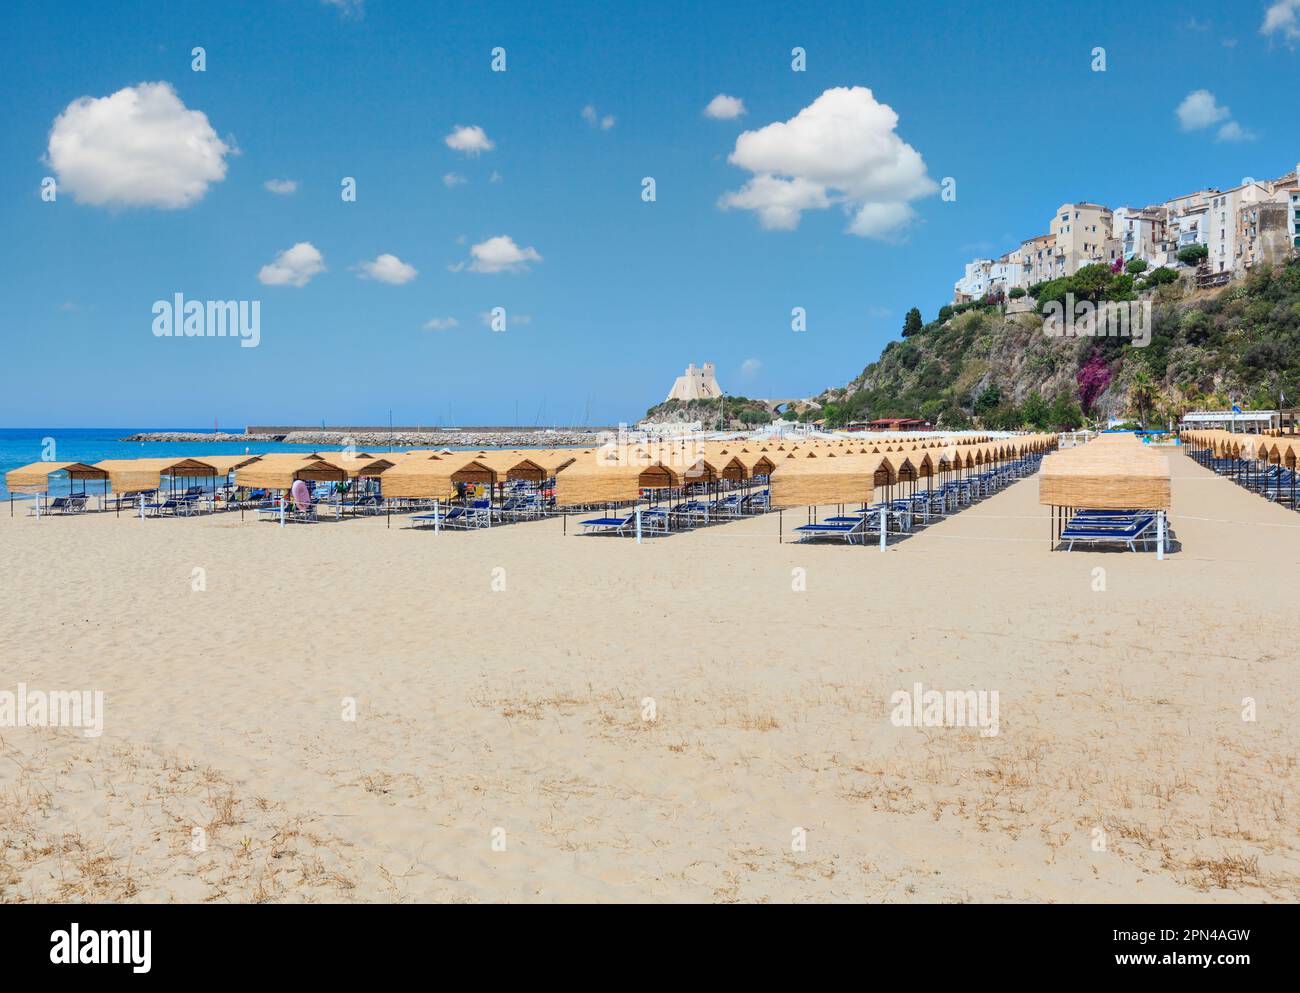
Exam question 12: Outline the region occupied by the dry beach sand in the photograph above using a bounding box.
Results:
[1,450,1296,903]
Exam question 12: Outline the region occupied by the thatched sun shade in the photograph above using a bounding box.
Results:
[234,454,346,489]
[194,454,262,475]
[1038,439,1170,510]
[5,461,109,493]
[769,454,891,507]
[94,458,217,494]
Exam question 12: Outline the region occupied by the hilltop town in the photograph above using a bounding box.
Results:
[953,161,1300,303]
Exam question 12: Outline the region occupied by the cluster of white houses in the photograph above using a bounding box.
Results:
[954,162,1300,303]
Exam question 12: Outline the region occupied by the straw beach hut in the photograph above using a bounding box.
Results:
[94,457,218,494]
[234,454,347,490]
[6,461,109,494]
[1038,444,1170,511]
[769,454,892,507]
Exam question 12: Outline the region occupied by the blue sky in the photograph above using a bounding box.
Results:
[2,0,1297,427]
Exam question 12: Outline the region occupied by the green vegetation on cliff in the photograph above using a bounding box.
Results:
[642,395,774,429]
[816,258,1300,431]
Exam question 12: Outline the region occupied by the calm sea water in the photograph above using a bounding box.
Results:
[0,428,478,500]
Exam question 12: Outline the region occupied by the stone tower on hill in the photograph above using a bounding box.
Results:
[665,362,723,402]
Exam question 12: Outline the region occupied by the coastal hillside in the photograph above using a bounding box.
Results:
[813,257,1300,430]
[641,395,782,429]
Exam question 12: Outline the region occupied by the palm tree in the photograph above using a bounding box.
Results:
[1126,367,1157,428]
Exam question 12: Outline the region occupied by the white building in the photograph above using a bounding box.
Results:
[953,258,993,302]
[1288,185,1300,251]
[1112,205,1168,267]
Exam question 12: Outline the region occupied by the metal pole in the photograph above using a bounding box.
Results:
[635,506,642,544]
[879,506,887,551]
[1156,511,1165,561]
[279,494,285,528]
[434,497,441,533]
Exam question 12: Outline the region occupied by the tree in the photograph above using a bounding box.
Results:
[1072,263,1114,302]
[1125,258,1148,276]
[974,384,1002,415]
[1126,367,1157,427]
[938,405,972,429]
[1076,351,1113,414]
[1020,391,1050,430]
[1008,287,1026,299]
[1145,267,1179,287]
[1048,393,1084,429]
[1177,243,1208,266]
[937,304,954,323]
[902,307,924,337]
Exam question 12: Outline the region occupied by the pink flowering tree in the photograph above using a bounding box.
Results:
[1076,351,1112,414]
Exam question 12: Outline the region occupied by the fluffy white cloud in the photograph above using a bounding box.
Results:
[739,358,762,377]
[1176,90,1256,142]
[463,235,542,274]
[357,253,417,284]
[718,86,937,239]
[720,174,830,231]
[582,105,615,130]
[258,242,325,287]
[1216,121,1257,142]
[443,172,467,187]
[46,82,231,209]
[704,94,746,119]
[264,178,298,194]
[1176,89,1231,130]
[1262,0,1300,41]
[444,125,494,155]
[424,317,458,331]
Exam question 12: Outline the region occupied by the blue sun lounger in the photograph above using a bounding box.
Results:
[579,514,637,535]
[793,516,870,544]
[1060,513,1157,552]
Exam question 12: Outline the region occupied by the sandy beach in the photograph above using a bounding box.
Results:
[1,449,1296,903]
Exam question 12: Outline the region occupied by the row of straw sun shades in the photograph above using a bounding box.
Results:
[552,434,1058,507]
[1180,429,1300,466]
[1037,433,1171,511]
[3,435,1058,508]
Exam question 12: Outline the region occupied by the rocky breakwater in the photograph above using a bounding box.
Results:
[122,429,610,447]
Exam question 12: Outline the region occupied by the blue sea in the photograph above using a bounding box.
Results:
[0,428,473,500]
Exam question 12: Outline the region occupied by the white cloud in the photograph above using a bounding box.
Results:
[739,358,762,377]
[46,82,231,209]
[1175,90,1255,142]
[718,86,937,239]
[444,124,494,156]
[1262,0,1300,41]
[704,94,747,119]
[582,105,615,130]
[442,172,467,187]
[1216,121,1257,142]
[424,317,459,331]
[489,170,503,183]
[264,178,298,194]
[1176,89,1230,130]
[357,253,417,284]
[258,242,325,287]
[463,235,542,274]
[720,174,831,230]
